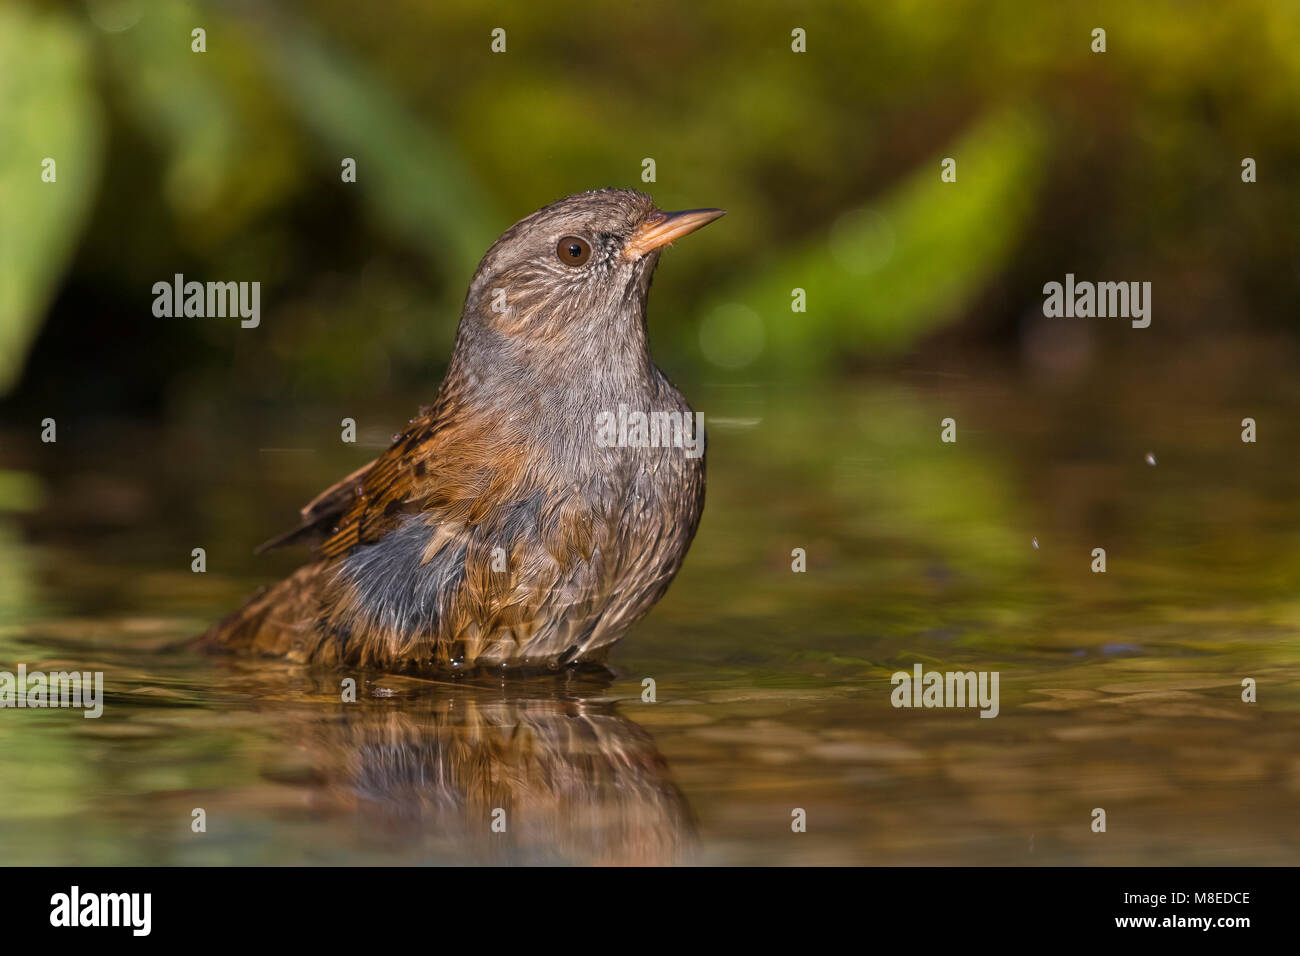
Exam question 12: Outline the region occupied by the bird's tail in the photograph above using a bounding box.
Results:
[195,562,332,660]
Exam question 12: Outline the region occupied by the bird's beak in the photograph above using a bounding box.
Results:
[623,208,726,260]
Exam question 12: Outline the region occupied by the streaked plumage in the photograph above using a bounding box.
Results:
[199,189,722,673]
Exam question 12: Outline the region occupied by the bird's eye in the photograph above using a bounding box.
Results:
[556,235,592,267]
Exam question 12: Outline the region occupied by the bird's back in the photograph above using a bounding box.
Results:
[200,365,704,673]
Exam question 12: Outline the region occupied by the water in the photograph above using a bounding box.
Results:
[2,341,1299,864]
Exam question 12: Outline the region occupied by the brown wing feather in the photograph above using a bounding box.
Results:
[256,404,443,557]
[254,460,376,553]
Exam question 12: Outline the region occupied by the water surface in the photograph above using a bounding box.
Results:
[2,341,1298,864]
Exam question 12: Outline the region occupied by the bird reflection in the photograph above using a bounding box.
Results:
[275,670,694,865]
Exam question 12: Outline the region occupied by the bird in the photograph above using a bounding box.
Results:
[198,188,724,674]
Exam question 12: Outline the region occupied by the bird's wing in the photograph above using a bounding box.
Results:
[245,396,636,668]
[255,404,443,556]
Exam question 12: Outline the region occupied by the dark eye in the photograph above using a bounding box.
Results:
[556,235,592,267]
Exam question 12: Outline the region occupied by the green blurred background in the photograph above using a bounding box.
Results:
[2,0,1298,417]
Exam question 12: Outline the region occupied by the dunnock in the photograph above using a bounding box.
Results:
[200,189,723,673]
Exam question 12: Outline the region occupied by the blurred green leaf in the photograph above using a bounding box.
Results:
[706,107,1047,371]
[250,15,501,287]
[0,468,44,513]
[100,1,295,245]
[0,6,103,394]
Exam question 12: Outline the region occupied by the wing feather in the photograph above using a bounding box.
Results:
[256,404,443,556]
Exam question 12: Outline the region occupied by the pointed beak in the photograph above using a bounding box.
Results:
[623,208,726,260]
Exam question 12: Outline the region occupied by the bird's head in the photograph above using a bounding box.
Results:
[459,189,724,358]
